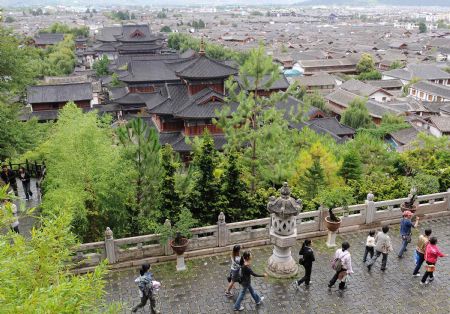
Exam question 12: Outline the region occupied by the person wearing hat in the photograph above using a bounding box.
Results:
[398,211,419,258]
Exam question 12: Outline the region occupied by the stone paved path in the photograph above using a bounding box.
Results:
[14,178,41,238]
[105,217,450,313]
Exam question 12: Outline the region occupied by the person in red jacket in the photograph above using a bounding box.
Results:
[420,237,447,285]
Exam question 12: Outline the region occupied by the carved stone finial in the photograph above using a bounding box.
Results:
[164,219,171,227]
[105,227,113,240]
[280,182,290,199]
[218,212,225,224]
[367,192,374,201]
[199,35,205,55]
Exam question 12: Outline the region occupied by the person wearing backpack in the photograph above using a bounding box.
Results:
[225,245,241,297]
[328,242,353,291]
[366,225,393,271]
[294,239,315,288]
[233,251,267,311]
[131,263,160,314]
[420,237,447,285]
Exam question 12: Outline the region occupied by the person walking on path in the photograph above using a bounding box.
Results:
[18,167,33,201]
[328,242,353,291]
[1,165,18,196]
[398,211,419,258]
[362,230,376,263]
[233,251,267,311]
[366,225,393,271]
[295,239,315,288]
[413,229,432,277]
[1,194,19,233]
[225,245,241,297]
[131,263,160,314]
[420,237,447,285]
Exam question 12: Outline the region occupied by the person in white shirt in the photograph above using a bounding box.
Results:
[2,196,19,233]
[328,242,353,290]
[363,230,376,263]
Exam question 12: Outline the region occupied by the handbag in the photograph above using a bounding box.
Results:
[226,270,232,283]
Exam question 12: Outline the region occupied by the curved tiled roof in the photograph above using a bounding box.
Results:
[174,55,238,79]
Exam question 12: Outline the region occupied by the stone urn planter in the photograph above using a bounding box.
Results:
[170,237,189,255]
[324,216,341,232]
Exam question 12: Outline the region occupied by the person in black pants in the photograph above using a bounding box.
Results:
[1,165,18,196]
[295,239,315,287]
[18,167,33,200]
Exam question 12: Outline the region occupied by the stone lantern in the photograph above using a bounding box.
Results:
[266,182,302,278]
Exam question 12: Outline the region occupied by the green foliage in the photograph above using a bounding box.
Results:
[360,113,409,138]
[419,22,427,33]
[110,72,121,87]
[389,60,404,70]
[348,173,409,203]
[117,118,161,235]
[110,10,132,21]
[338,150,362,183]
[40,104,135,241]
[156,144,181,224]
[315,186,355,210]
[303,92,327,111]
[4,16,15,23]
[402,77,421,96]
[167,33,248,64]
[157,11,167,19]
[301,157,326,199]
[408,172,440,195]
[160,26,172,33]
[357,70,382,80]
[357,53,376,73]
[340,98,373,129]
[93,55,110,77]
[156,208,198,244]
[191,19,206,29]
[0,195,117,313]
[251,11,263,16]
[41,22,89,37]
[189,132,221,224]
[0,100,50,160]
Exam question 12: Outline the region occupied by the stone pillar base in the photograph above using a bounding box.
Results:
[176,254,186,271]
[326,231,337,247]
[266,246,298,278]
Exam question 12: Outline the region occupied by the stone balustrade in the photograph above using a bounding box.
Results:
[73,189,450,273]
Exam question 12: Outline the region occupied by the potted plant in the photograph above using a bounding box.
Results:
[401,187,418,213]
[316,187,355,232]
[158,208,198,255]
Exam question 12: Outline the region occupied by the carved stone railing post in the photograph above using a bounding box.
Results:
[217,212,228,247]
[365,192,376,224]
[447,189,450,211]
[104,227,117,264]
[163,219,173,256]
[318,205,326,231]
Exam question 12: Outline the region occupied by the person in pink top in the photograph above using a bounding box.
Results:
[420,237,447,285]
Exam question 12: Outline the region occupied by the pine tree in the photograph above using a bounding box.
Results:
[157,144,180,223]
[301,157,326,200]
[220,153,249,222]
[189,132,220,224]
[338,150,363,183]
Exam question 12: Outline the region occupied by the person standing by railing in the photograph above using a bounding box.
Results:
[18,166,33,201]
[398,211,419,258]
[1,165,18,196]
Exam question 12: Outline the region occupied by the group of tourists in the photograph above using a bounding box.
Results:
[1,164,33,200]
[128,210,447,313]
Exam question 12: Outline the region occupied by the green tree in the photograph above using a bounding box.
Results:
[338,150,363,183]
[357,53,376,73]
[110,72,121,87]
[117,118,161,234]
[0,195,116,313]
[340,98,373,129]
[189,132,220,224]
[156,144,181,224]
[389,60,404,70]
[160,26,172,33]
[216,44,295,191]
[157,11,167,19]
[358,70,382,80]
[4,16,15,23]
[301,157,326,200]
[419,22,427,33]
[219,153,250,222]
[93,55,110,76]
[40,104,135,241]
[303,92,327,111]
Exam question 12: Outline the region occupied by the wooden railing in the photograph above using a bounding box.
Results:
[72,189,450,272]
